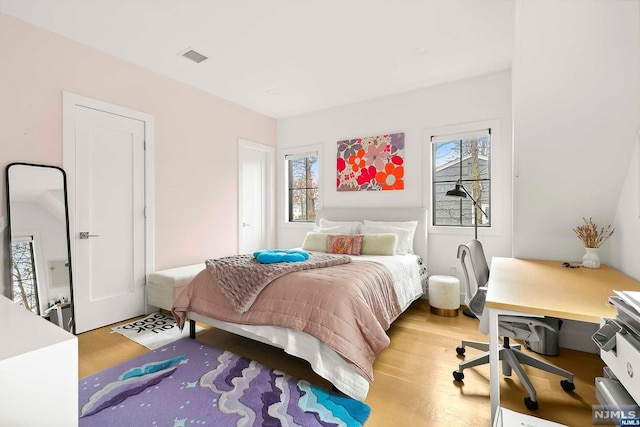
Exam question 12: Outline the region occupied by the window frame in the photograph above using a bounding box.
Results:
[431,128,492,229]
[284,147,320,224]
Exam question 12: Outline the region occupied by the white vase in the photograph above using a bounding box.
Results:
[582,247,601,269]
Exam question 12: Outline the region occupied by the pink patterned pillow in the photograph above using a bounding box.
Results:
[326,235,363,255]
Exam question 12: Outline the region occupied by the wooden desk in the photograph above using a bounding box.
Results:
[485,257,640,423]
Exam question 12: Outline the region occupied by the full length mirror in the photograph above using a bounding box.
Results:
[6,163,75,333]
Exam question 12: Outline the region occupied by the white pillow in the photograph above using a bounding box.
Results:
[314,225,357,235]
[360,224,411,255]
[315,218,362,235]
[301,232,329,252]
[363,220,418,254]
[361,233,398,256]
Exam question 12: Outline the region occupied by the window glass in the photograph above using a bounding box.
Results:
[11,239,40,314]
[287,152,319,222]
[432,131,491,227]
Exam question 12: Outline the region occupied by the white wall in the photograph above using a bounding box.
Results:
[512,0,640,353]
[277,70,513,281]
[512,0,640,264]
[610,135,640,281]
[0,13,276,274]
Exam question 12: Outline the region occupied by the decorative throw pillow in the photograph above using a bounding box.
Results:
[360,233,398,256]
[301,232,330,252]
[253,249,310,264]
[360,224,411,255]
[362,220,418,254]
[326,235,363,255]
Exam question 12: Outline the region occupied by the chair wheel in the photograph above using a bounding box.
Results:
[453,370,464,381]
[560,379,575,391]
[524,397,539,410]
[456,346,466,356]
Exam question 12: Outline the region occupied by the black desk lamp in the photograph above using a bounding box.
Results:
[445,179,488,240]
[446,179,489,319]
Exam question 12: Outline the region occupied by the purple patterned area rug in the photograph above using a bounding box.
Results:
[79,338,370,426]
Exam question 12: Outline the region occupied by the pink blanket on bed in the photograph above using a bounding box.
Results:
[206,253,351,313]
[172,260,401,381]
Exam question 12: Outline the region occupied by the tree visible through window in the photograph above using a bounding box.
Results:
[432,130,491,227]
[287,152,319,222]
[11,239,40,314]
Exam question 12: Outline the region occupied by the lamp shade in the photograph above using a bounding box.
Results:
[444,180,488,241]
[445,185,466,198]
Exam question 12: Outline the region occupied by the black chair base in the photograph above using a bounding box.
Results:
[462,307,477,318]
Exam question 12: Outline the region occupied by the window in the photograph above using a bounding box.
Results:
[10,236,40,314]
[286,150,319,222]
[432,129,491,227]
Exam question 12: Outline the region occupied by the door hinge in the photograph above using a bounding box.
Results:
[143,140,146,150]
[144,207,148,218]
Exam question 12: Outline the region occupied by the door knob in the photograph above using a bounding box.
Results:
[243,222,251,227]
[79,232,100,239]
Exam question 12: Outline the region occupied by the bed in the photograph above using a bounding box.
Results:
[172,208,428,401]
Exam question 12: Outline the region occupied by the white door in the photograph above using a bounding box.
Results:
[238,140,273,254]
[66,101,148,333]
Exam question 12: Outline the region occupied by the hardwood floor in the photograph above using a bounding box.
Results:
[78,300,604,426]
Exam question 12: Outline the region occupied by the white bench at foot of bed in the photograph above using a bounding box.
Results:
[147,264,205,311]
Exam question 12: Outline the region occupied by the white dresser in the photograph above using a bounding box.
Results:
[0,295,78,427]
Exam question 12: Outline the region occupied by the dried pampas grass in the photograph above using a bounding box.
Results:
[573,217,614,248]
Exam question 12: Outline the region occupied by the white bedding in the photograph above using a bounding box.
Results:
[351,254,424,311]
[187,253,424,401]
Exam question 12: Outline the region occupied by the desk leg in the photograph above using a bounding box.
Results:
[489,308,500,423]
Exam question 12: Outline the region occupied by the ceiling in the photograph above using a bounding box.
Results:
[1,0,515,118]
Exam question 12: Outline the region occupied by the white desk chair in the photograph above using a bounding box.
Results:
[453,240,575,410]
[459,240,487,318]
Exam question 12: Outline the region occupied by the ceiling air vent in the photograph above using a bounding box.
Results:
[179,48,208,64]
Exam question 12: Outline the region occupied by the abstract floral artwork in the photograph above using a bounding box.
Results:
[337,132,405,191]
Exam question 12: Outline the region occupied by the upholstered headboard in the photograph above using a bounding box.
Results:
[315,208,428,261]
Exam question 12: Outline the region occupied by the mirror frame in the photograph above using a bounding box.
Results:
[5,162,75,334]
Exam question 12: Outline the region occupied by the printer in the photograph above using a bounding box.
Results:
[592,291,640,421]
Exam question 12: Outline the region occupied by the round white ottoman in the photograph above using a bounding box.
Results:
[428,275,460,317]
